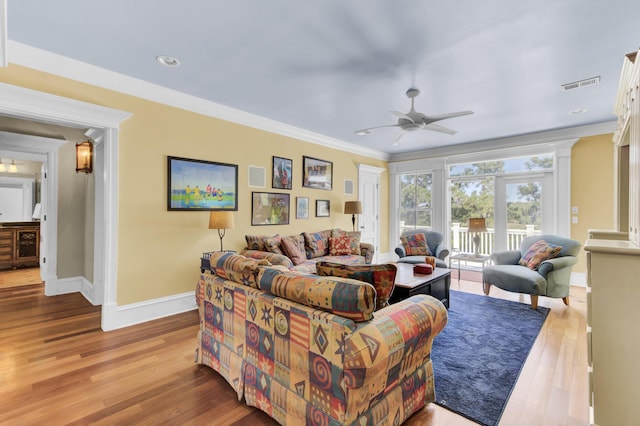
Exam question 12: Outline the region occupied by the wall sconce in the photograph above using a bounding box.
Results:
[8,160,17,173]
[344,201,362,232]
[468,217,487,257]
[76,141,93,174]
[209,211,235,252]
[0,159,6,173]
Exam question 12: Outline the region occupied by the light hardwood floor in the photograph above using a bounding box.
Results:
[0,270,589,425]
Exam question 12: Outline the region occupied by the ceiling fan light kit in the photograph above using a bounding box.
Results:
[355,88,474,144]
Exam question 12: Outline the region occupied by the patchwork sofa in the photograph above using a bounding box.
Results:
[241,229,375,273]
[195,252,447,426]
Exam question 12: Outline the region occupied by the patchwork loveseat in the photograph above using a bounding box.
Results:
[241,229,375,273]
[195,252,447,425]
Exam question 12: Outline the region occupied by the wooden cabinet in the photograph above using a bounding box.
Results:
[584,49,640,426]
[0,222,40,270]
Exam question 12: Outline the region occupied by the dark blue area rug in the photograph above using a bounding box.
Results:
[431,290,550,426]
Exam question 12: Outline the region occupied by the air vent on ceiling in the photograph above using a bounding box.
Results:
[561,76,600,91]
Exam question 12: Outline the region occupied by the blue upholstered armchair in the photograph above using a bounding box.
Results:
[482,234,581,309]
[394,229,450,268]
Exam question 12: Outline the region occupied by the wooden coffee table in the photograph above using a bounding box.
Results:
[389,263,451,308]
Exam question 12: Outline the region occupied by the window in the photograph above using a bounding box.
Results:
[399,173,432,233]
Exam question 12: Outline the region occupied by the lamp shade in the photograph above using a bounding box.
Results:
[209,211,235,230]
[468,217,487,233]
[344,201,363,215]
[76,141,93,173]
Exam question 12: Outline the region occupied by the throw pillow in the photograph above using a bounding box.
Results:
[263,235,283,255]
[281,236,306,265]
[316,261,397,310]
[519,240,547,266]
[400,233,432,256]
[528,243,562,270]
[245,234,271,251]
[303,230,331,258]
[329,235,352,255]
[332,229,362,255]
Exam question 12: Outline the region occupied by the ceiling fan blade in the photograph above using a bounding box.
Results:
[424,123,458,135]
[354,124,400,135]
[390,111,415,124]
[392,129,406,145]
[426,110,474,123]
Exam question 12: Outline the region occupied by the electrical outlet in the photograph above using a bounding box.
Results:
[571,206,579,214]
[572,216,579,224]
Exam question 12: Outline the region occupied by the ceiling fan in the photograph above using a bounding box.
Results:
[355,88,474,144]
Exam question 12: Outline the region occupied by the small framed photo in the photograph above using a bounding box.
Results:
[302,156,332,190]
[316,199,330,217]
[296,196,309,219]
[251,192,290,225]
[272,156,292,190]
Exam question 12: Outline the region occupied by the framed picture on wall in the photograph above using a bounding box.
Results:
[272,156,292,190]
[302,156,332,190]
[167,156,238,211]
[251,192,290,225]
[296,196,309,219]
[316,199,330,217]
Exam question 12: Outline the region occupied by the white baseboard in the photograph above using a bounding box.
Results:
[571,272,587,287]
[101,291,197,331]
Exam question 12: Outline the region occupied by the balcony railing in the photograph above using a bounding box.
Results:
[399,222,541,256]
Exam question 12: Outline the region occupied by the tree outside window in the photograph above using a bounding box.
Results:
[399,173,432,233]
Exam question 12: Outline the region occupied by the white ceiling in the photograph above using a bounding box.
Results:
[5,1,640,156]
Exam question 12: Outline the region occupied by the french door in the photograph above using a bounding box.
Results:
[493,173,554,251]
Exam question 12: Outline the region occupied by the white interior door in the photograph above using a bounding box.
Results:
[358,165,384,263]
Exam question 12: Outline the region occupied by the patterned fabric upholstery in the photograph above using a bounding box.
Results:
[195,256,448,425]
[241,249,294,269]
[329,235,352,255]
[209,251,271,289]
[400,233,432,256]
[332,229,362,255]
[316,261,397,310]
[518,239,562,270]
[257,267,376,321]
[303,230,333,258]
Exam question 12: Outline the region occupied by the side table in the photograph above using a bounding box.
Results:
[448,253,491,283]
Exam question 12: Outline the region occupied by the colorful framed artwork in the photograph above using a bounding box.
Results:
[167,156,238,211]
[302,156,332,190]
[272,156,292,190]
[316,199,330,217]
[251,192,290,225]
[296,196,309,219]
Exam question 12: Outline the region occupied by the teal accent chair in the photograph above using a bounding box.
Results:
[395,229,450,268]
[482,234,581,309]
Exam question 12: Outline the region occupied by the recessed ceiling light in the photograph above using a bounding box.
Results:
[156,55,181,67]
[570,108,587,114]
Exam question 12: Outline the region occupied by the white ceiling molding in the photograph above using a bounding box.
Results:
[8,41,390,161]
[0,0,6,67]
[389,121,616,163]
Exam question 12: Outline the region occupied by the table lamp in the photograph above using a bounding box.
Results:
[344,201,362,232]
[468,217,487,257]
[209,211,235,252]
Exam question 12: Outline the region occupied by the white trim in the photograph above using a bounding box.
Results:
[102,291,197,330]
[8,41,389,162]
[0,82,131,331]
[389,122,616,162]
[571,272,587,287]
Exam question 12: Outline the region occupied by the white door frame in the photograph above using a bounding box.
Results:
[0,82,131,331]
[358,164,385,262]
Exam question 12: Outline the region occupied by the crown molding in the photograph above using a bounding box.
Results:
[389,121,617,163]
[8,41,390,161]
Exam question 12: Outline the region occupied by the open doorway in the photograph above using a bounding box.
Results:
[0,160,44,289]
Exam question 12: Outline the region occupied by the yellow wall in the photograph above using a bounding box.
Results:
[571,134,616,274]
[0,64,389,305]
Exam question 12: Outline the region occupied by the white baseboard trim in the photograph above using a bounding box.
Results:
[571,272,587,287]
[101,291,197,331]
